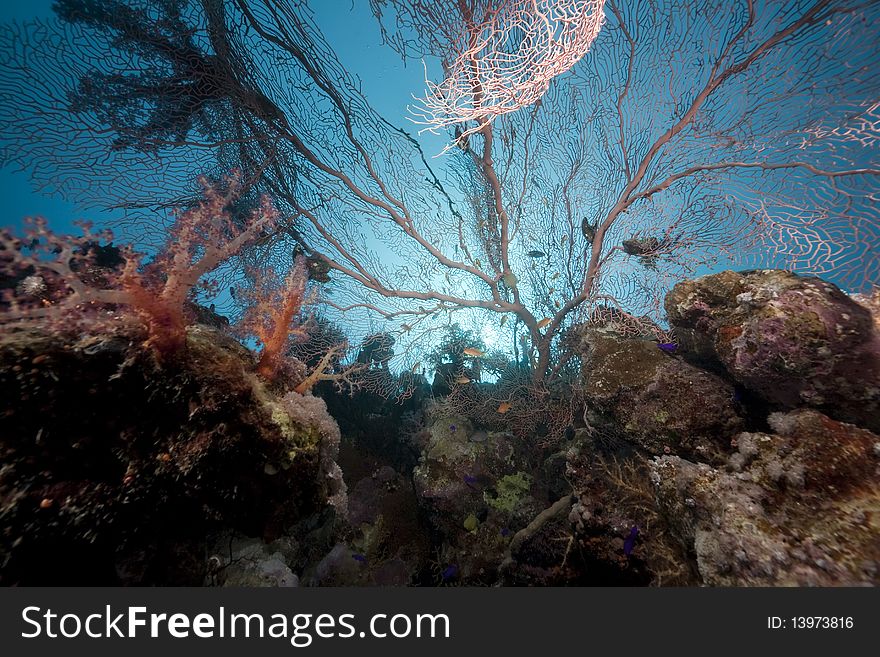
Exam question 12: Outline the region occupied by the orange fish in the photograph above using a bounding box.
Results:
[497,401,511,414]
[463,347,485,357]
[536,318,551,329]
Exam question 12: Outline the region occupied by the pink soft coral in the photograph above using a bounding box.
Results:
[0,172,278,356]
[236,255,312,380]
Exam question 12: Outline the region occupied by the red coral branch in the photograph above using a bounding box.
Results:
[236,255,312,380]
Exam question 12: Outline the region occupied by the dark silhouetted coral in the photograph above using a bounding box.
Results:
[0,322,345,585]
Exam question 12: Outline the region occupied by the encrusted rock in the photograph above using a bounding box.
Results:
[0,324,345,585]
[206,535,300,587]
[574,326,743,462]
[651,409,880,586]
[412,414,537,583]
[413,415,534,530]
[665,270,880,431]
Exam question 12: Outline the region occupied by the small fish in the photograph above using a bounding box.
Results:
[463,347,485,357]
[454,376,471,385]
[463,475,479,485]
[497,401,511,414]
[527,250,545,258]
[352,553,367,563]
[581,218,597,242]
[550,272,560,280]
[401,323,412,332]
[548,287,555,295]
[449,424,457,433]
[500,315,508,326]
[733,387,744,403]
[536,318,552,330]
[623,526,639,556]
[411,361,421,372]
[469,430,488,443]
[500,527,511,537]
[657,342,677,353]
[554,300,561,309]
[474,258,482,268]
[441,565,459,581]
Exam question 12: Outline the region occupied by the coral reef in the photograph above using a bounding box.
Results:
[666,270,880,432]
[651,410,880,586]
[574,326,743,462]
[0,321,346,585]
[1,266,876,588]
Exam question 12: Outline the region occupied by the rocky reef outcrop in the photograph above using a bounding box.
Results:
[3,268,875,588]
[393,270,879,587]
[0,323,346,585]
[652,409,880,586]
[645,270,880,585]
[574,326,743,463]
[665,269,880,432]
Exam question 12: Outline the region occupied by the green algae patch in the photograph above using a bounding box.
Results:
[484,472,532,514]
